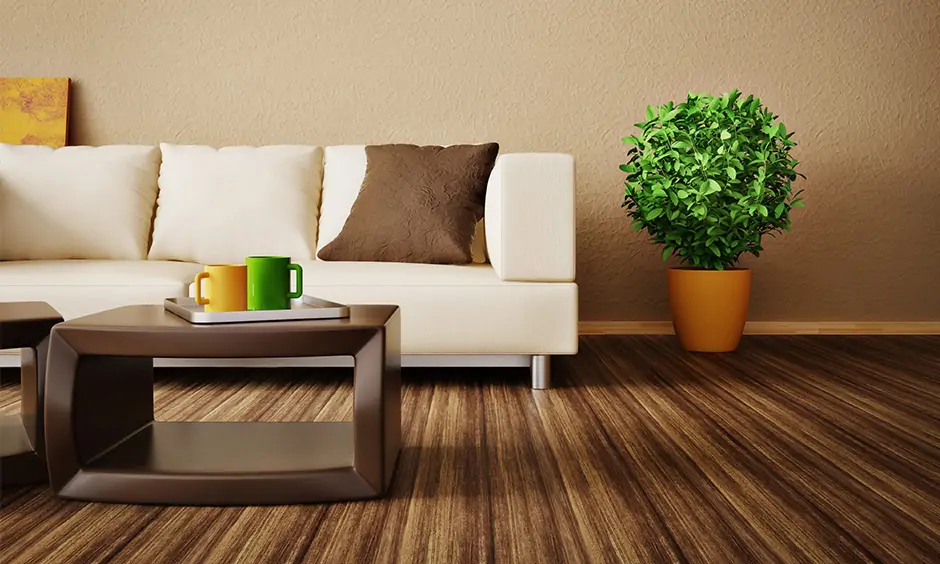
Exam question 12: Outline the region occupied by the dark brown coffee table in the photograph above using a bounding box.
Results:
[44,304,401,505]
[0,302,63,489]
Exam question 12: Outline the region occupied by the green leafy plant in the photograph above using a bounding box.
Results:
[620,89,805,270]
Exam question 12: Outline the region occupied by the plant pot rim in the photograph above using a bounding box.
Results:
[669,266,750,272]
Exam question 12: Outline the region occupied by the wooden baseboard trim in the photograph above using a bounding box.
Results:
[579,321,940,335]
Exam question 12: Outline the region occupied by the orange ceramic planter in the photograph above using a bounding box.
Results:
[667,267,752,352]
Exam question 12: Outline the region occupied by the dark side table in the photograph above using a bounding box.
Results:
[0,301,63,489]
[44,303,401,505]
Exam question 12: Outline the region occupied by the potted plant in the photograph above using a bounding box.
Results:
[620,89,804,352]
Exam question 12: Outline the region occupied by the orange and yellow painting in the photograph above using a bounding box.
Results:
[0,78,71,148]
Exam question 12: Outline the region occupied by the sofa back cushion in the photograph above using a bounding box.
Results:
[318,145,489,263]
[148,144,322,265]
[0,143,160,260]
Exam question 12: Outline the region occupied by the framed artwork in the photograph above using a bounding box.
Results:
[0,78,71,148]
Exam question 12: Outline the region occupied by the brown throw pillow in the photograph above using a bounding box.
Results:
[317,143,499,264]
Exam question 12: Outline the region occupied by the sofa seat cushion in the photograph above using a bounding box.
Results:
[0,260,203,319]
[187,261,577,355]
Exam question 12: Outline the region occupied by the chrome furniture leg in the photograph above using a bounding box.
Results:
[531,355,551,389]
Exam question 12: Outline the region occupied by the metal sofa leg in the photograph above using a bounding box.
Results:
[531,355,551,389]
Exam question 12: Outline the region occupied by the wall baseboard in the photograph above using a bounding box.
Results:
[579,321,940,335]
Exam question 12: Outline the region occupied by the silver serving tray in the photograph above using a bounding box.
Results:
[164,295,350,324]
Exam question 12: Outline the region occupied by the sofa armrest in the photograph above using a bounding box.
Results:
[484,153,576,282]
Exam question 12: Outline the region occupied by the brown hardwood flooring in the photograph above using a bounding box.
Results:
[1,335,939,563]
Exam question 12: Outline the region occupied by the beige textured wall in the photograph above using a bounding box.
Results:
[3,0,939,321]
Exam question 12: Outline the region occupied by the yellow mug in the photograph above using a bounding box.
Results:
[194,264,248,312]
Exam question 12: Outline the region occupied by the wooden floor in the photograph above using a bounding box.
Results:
[1,336,939,563]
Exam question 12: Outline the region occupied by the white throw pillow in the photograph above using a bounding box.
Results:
[148,144,322,265]
[319,145,488,263]
[0,144,160,260]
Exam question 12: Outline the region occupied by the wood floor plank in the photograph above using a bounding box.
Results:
[108,506,248,564]
[527,377,686,562]
[2,371,162,564]
[733,344,940,485]
[258,369,346,422]
[153,370,251,422]
[392,372,489,564]
[300,372,432,563]
[585,337,884,563]
[720,340,940,527]
[0,489,160,564]
[207,505,321,564]
[0,486,30,508]
[108,368,347,564]
[599,336,940,562]
[302,369,490,564]
[1,336,938,563]
[762,337,940,417]
[700,359,940,549]
[839,336,940,378]
[0,378,19,416]
[483,377,593,563]
[575,338,788,562]
[754,338,940,434]
[693,337,940,552]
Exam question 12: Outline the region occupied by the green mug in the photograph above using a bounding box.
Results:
[246,256,303,310]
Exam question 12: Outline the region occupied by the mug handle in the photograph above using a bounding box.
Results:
[194,271,210,305]
[287,263,303,299]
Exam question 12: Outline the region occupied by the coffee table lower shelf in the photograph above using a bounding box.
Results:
[57,421,381,506]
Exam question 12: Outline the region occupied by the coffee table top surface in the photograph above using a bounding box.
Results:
[0,301,63,349]
[58,304,398,333]
[0,301,62,325]
[51,304,399,359]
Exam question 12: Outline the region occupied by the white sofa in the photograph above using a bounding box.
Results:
[0,144,577,388]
